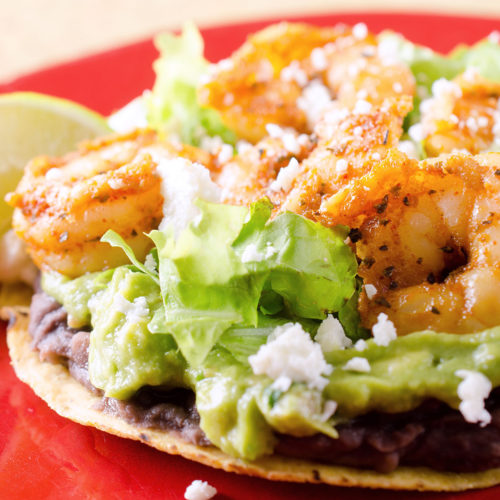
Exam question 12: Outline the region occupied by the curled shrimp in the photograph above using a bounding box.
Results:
[321,149,500,334]
[6,130,213,277]
[278,96,413,219]
[418,72,500,156]
[198,22,415,143]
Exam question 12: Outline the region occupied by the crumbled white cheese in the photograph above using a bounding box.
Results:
[392,81,403,93]
[184,480,217,500]
[297,133,311,147]
[322,107,349,129]
[282,132,301,155]
[316,314,352,352]
[256,60,274,82]
[249,323,333,390]
[377,36,402,66]
[45,167,63,181]
[353,99,372,115]
[266,123,284,138]
[408,123,425,142]
[216,58,234,72]
[466,116,479,133]
[371,152,381,161]
[297,79,333,126]
[200,136,234,164]
[264,242,278,258]
[107,177,125,190]
[371,313,397,346]
[356,89,368,99]
[364,284,377,300]
[431,78,462,100]
[108,94,148,133]
[144,253,157,272]
[281,60,308,87]
[241,243,264,263]
[397,140,419,159]
[335,159,348,174]
[343,357,371,373]
[352,22,368,40]
[353,126,363,137]
[200,135,224,153]
[455,370,492,427]
[113,293,149,322]
[477,116,489,129]
[269,157,301,192]
[272,375,293,392]
[154,156,221,237]
[463,67,479,82]
[236,140,253,155]
[354,339,368,352]
[217,144,234,164]
[310,47,328,71]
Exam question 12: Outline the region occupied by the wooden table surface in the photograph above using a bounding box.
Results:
[2,0,500,82]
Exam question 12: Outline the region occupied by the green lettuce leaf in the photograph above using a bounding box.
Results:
[101,230,159,284]
[147,198,357,366]
[338,284,370,342]
[232,206,357,319]
[145,22,236,146]
[148,201,265,366]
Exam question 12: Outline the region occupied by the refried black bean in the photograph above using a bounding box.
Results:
[29,291,500,473]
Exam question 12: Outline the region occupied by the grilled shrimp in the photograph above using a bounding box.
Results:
[7,130,213,277]
[216,129,316,205]
[199,22,415,142]
[321,149,500,334]
[418,72,500,156]
[278,96,413,219]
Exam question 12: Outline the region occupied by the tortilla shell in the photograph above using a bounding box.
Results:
[6,310,500,491]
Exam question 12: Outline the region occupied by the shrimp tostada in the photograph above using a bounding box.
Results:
[5,22,500,491]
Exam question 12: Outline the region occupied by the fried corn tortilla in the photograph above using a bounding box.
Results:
[7,310,500,492]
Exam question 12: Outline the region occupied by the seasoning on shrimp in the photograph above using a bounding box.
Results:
[321,149,500,334]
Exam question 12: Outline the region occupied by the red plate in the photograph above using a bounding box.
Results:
[1,12,500,500]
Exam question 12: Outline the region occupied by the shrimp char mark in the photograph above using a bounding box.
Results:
[319,149,500,335]
[6,130,212,278]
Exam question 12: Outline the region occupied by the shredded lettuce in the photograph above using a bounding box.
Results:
[145,22,236,146]
[101,230,159,284]
[148,199,357,366]
[104,199,358,366]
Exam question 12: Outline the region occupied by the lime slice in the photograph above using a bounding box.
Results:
[0,92,111,233]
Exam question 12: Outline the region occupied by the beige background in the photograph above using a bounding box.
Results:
[2,0,500,82]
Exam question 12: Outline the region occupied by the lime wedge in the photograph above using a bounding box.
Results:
[0,92,111,233]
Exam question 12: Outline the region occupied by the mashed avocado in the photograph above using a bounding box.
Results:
[41,198,500,460]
